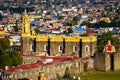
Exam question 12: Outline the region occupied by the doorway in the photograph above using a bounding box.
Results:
[110,54,114,71]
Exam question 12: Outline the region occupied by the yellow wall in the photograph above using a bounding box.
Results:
[35,36,97,42]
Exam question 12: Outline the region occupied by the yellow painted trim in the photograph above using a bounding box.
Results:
[36,36,49,42]
[35,36,97,42]
[22,34,31,38]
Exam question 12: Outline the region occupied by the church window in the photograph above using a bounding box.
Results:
[30,44,33,52]
[58,45,62,52]
[85,45,90,53]
[76,62,78,67]
[73,46,77,52]
[44,45,48,51]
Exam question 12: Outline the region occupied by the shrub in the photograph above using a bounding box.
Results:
[63,67,71,78]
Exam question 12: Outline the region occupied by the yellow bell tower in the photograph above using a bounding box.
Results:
[22,9,31,37]
[22,10,31,54]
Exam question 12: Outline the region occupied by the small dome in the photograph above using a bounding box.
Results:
[103,40,116,53]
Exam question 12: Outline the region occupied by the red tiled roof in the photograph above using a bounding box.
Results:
[19,53,25,56]
[4,36,12,39]
[4,62,43,72]
[19,53,36,57]
[0,27,4,31]
[103,52,118,54]
[4,55,80,72]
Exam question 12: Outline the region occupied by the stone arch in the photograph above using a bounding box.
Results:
[73,46,77,52]
[85,45,90,53]
[44,45,48,51]
[30,44,34,52]
[58,45,62,52]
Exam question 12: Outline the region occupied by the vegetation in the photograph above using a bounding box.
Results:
[63,28,73,35]
[73,16,78,21]
[81,19,120,28]
[58,15,65,20]
[4,50,23,66]
[13,20,19,32]
[0,6,34,14]
[63,21,72,26]
[63,67,71,78]
[97,32,120,52]
[0,38,10,51]
[0,54,13,69]
[84,62,88,72]
[78,71,120,80]
[35,29,40,34]
[0,50,23,69]
[67,28,73,34]
[0,38,23,69]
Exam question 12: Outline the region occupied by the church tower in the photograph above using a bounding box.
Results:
[22,9,31,37]
[21,10,31,54]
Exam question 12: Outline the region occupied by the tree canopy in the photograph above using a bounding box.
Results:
[97,32,120,52]
[0,38,23,69]
[81,19,120,28]
[0,54,13,69]
[0,38,10,51]
[67,28,73,34]
[4,50,23,66]
[63,67,71,78]
[13,20,19,32]
[0,50,23,69]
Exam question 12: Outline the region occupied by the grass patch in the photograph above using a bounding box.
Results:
[77,71,120,80]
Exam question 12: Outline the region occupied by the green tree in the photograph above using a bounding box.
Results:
[58,15,65,20]
[73,16,78,21]
[13,20,19,32]
[0,38,10,51]
[84,62,88,72]
[81,21,95,28]
[0,54,12,69]
[63,21,72,26]
[67,28,73,34]
[72,21,78,25]
[35,29,40,34]
[0,39,23,68]
[63,30,67,34]
[97,32,120,52]
[96,21,110,27]
[4,49,23,66]
[63,67,71,78]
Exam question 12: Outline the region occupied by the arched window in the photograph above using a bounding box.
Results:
[85,45,90,53]
[44,45,48,51]
[30,44,33,52]
[73,46,77,52]
[58,45,62,52]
